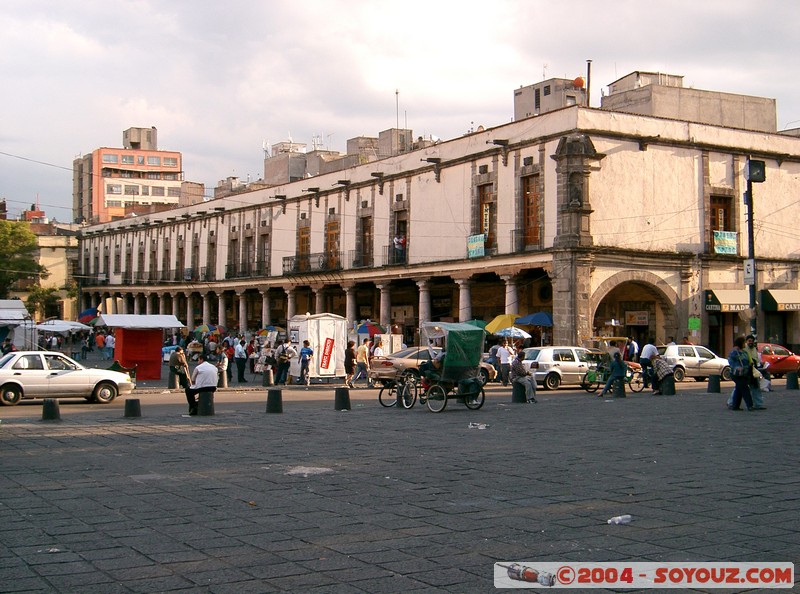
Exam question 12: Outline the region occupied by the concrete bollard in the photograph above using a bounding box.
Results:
[511,382,527,403]
[124,398,142,418]
[42,398,61,421]
[198,390,215,416]
[262,369,274,387]
[786,371,799,390]
[168,370,179,389]
[218,372,228,388]
[612,378,626,398]
[707,375,721,393]
[266,389,283,413]
[334,387,351,411]
[660,374,676,395]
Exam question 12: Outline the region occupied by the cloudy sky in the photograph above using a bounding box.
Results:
[1,0,799,222]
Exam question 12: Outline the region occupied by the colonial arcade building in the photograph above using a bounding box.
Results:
[78,73,800,354]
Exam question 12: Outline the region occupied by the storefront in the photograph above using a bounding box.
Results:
[760,289,800,349]
[704,289,751,355]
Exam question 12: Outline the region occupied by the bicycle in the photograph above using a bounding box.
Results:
[581,364,644,393]
[378,372,420,409]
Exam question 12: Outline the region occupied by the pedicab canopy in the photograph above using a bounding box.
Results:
[419,321,485,382]
[96,314,185,380]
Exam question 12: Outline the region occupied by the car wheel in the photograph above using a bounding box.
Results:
[93,382,118,404]
[544,373,561,390]
[672,367,685,382]
[721,366,732,381]
[478,368,489,386]
[0,384,22,406]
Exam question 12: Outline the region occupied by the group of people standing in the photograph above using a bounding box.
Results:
[343,337,384,388]
[727,334,768,411]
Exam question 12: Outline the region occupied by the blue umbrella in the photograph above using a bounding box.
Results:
[515,312,553,327]
[493,326,531,339]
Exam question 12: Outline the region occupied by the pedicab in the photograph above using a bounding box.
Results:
[412,321,487,412]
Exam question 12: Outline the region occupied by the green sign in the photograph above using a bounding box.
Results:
[467,234,486,258]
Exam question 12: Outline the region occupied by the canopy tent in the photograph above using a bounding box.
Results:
[35,320,91,335]
[485,314,521,335]
[97,314,185,329]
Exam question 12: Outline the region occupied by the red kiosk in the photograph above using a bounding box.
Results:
[96,314,185,380]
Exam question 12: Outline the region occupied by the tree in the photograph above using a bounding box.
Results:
[0,220,47,299]
[26,286,61,320]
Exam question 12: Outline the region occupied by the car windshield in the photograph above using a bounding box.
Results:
[0,353,14,368]
[657,346,667,355]
[768,345,791,356]
[388,347,419,359]
[524,349,541,361]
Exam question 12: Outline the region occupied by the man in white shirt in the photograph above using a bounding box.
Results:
[105,333,116,361]
[185,353,218,415]
[639,338,659,389]
[497,341,515,386]
[234,339,248,383]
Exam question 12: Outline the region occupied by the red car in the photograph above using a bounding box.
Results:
[759,343,800,377]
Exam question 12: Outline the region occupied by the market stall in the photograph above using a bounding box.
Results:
[96,314,185,380]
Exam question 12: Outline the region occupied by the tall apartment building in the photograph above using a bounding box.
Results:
[73,127,185,224]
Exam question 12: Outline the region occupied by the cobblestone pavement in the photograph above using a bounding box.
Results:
[1,381,798,593]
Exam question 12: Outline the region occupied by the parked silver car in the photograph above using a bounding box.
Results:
[657,345,731,381]
[0,351,135,405]
[521,346,600,390]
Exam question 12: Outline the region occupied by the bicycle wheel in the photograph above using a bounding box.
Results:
[581,372,600,393]
[400,382,417,409]
[463,386,485,410]
[629,371,645,392]
[378,383,397,407]
[426,384,448,413]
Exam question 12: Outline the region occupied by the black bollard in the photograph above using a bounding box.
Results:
[612,378,626,398]
[334,387,351,411]
[262,369,274,387]
[786,371,799,390]
[266,389,283,413]
[124,398,142,418]
[168,370,179,389]
[511,382,527,403]
[217,373,228,388]
[660,374,676,395]
[707,375,721,393]
[42,398,61,421]
[198,390,215,416]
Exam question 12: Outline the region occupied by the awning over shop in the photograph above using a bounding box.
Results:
[704,289,750,312]
[760,289,800,312]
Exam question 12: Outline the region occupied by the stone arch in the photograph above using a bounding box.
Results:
[591,270,679,340]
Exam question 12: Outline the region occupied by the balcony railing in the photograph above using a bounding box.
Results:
[350,250,373,269]
[283,251,343,275]
[382,245,408,267]
[201,266,216,281]
[225,260,268,279]
[510,228,542,253]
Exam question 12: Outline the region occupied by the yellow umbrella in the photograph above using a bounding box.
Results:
[485,314,522,335]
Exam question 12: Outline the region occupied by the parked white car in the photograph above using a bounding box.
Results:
[656,345,731,381]
[0,351,135,406]
[521,346,601,390]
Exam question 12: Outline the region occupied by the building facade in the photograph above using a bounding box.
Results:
[78,75,800,354]
[73,127,186,224]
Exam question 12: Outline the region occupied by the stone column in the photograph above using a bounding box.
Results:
[160,293,168,316]
[121,294,129,315]
[314,286,325,314]
[417,280,431,324]
[376,283,391,328]
[217,292,226,328]
[344,285,357,329]
[286,288,296,321]
[455,279,472,322]
[501,275,519,315]
[110,294,119,314]
[238,291,248,335]
[261,290,271,327]
[172,292,180,319]
[185,292,194,332]
[145,293,153,315]
[133,293,141,315]
[202,292,211,326]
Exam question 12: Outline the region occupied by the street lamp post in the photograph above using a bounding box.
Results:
[744,157,766,338]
